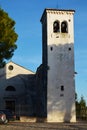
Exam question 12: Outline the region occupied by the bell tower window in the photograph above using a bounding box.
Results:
[53,21,60,33]
[61,21,68,33]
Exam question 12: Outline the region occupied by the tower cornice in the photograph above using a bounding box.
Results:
[40,8,75,22]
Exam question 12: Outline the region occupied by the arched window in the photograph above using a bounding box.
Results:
[53,21,60,33]
[5,86,16,91]
[61,21,68,33]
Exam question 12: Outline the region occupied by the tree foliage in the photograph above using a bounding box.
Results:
[76,94,87,120]
[0,8,18,67]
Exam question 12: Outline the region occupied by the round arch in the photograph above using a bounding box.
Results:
[61,21,68,33]
[5,86,16,91]
[53,20,60,33]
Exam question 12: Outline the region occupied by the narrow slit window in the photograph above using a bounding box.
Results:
[50,46,53,51]
[61,86,64,91]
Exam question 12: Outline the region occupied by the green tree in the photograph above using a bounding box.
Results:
[76,95,87,120]
[0,8,18,67]
[80,96,86,108]
[79,96,86,119]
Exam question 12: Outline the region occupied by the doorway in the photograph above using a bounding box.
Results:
[5,100,15,112]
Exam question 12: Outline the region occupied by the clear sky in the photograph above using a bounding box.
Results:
[0,0,87,103]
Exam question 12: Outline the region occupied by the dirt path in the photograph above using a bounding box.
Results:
[0,122,87,130]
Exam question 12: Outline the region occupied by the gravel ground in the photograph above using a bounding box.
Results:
[0,122,87,130]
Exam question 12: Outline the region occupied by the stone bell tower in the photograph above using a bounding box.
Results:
[40,8,76,122]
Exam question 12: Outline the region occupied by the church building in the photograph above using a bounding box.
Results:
[0,8,76,122]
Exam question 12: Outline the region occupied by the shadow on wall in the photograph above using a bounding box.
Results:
[0,42,76,122]
[0,69,37,117]
[36,43,76,122]
[0,66,6,110]
[47,43,76,122]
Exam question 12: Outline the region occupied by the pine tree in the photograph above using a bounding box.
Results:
[0,8,18,67]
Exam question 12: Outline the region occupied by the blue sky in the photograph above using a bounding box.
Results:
[0,0,87,103]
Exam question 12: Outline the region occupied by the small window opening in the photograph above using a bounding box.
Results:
[53,21,60,33]
[61,21,68,33]
[69,19,71,22]
[60,94,64,97]
[61,86,64,91]
[50,46,53,51]
[69,47,71,51]
[8,65,13,71]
